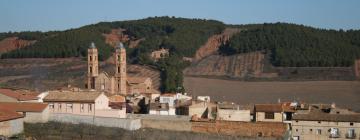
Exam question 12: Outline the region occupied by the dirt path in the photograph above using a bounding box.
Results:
[184,76,360,112]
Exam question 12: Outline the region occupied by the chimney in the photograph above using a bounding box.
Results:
[300,103,305,109]
[331,102,336,109]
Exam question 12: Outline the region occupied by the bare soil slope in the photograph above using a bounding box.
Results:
[184,76,360,112]
[194,28,241,61]
[0,37,35,53]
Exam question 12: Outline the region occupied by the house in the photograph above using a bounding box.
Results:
[149,102,175,115]
[43,91,126,118]
[0,102,49,123]
[159,93,192,107]
[254,104,294,123]
[150,48,169,61]
[292,104,360,140]
[127,77,153,94]
[196,96,210,102]
[217,102,251,122]
[0,88,38,102]
[188,100,212,119]
[0,107,24,137]
[159,93,177,107]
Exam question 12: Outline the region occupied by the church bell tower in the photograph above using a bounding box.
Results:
[87,42,98,89]
[115,43,127,95]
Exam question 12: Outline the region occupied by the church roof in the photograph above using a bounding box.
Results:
[90,42,96,48]
[116,42,125,49]
[127,77,149,84]
[101,64,116,76]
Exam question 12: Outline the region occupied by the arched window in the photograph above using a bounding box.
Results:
[90,56,92,61]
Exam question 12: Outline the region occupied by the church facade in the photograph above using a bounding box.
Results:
[86,42,153,95]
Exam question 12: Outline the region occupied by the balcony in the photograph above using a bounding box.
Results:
[329,133,340,138]
[345,133,356,139]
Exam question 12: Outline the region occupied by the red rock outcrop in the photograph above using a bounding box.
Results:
[0,37,36,53]
[194,28,241,61]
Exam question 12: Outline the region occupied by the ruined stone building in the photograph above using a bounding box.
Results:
[85,42,153,95]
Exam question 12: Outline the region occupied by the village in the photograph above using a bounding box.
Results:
[1,42,360,140]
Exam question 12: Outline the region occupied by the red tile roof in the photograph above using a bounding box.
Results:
[161,93,176,97]
[0,88,38,101]
[255,104,283,112]
[109,95,126,103]
[0,107,23,122]
[0,102,48,112]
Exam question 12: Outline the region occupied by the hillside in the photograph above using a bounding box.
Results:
[0,58,160,92]
[219,23,360,67]
[185,52,273,78]
[1,18,360,92]
[0,37,35,53]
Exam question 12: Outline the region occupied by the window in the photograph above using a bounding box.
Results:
[89,104,92,112]
[318,121,321,124]
[49,103,54,109]
[90,56,92,61]
[265,112,275,119]
[90,66,92,73]
[350,122,354,126]
[346,128,355,139]
[66,103,73,112]
[295,129,298,132]
[118,67,120,73]
[118,55,120,61]
[316,129,322,135]
[80,104,84,112]
[58,103,62,111]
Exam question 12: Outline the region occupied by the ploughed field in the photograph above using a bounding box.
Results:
[0,58,161,91]
[184,76,360,112]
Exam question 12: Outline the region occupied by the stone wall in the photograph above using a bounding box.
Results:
[0,118,24,137]
[49,113,141,130]
[192,121,287,138]
[128,114,192,131]
[24,107,49,123]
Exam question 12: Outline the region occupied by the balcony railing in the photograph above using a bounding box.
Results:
[329,133,340,138]
[345,133,356,139]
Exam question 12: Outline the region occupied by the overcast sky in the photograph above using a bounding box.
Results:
[1,0,360,32]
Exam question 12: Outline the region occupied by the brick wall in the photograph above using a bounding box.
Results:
[192,121,286,138]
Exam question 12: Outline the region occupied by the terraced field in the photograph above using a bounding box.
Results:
[0,58,161,92]
[185,52,270,78]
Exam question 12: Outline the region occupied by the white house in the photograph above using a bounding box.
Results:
[149,102,175,115]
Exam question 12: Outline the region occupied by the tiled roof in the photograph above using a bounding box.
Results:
[161,93,176,97]
[0,107,23,122]
[127,77,149,84]
[293,112,360,122]
[0,88,38,101]
[255,104,283,112]
[0,102,48,112]
[44,91,102,103]
[109,95,126,103]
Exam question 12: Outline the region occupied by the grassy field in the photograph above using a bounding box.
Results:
[184,76,360,112]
